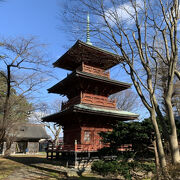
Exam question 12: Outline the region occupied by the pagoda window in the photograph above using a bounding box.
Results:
[84,131,91,142]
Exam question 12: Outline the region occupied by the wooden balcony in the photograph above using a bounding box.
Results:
[47,143,132,153]
[57,143,132,152]
[78,63,110,78]
[81,92,116,108]
[61,92,116,110]
[61,143,108,152]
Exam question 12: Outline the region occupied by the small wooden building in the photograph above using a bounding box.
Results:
[43,40,138,166]
[0,124,50,154]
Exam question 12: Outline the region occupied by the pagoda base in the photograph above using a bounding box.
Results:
[58,151,99,169]
[47,150,117,169]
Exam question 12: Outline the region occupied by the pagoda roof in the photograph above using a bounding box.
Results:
[53,40,123,70]
[42,104,139,124]
[48,70,131,95]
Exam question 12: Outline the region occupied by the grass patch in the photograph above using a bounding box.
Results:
[0,157,23,179]
[0,155,104,179]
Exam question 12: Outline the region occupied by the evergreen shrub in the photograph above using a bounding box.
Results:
[91,160,155,179]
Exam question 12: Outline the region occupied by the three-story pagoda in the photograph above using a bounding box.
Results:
[43,14,138,166]
[43,39,138,163]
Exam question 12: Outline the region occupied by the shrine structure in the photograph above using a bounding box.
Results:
[42,15,138,167]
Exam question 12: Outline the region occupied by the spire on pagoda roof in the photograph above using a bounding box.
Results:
[86,12,92,45]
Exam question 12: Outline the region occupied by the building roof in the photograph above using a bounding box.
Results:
[48,70,131,95]
[53,40,123,71]
[16,124,50,141]
[42,104,139,124]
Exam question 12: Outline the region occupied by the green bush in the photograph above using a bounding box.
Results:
[91,160,116,176]
[91,160,155,179]
[98,147,117,157]
[91,160,131,179]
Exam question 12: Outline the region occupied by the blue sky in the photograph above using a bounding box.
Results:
[0,0,134,102]
[0,0,70,102]
[0,0,148,137]
[0,0,71,137]
[0,0,63,55]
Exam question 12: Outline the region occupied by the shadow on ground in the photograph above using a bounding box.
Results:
[5,156,102,180]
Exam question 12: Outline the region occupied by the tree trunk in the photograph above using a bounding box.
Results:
[153,82,180,164]
[151,111,167,168]
[54,126,61,146]
[150,110,172,179]
[169,134,180,164]
[54,135,59,146]
[153,139,160,179]
[165,88,180,164]
[0,130,6,144]
[166,96,180,164]
[4,138,12,157]
[1,65,11,142]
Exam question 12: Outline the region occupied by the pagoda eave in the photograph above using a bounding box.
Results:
[74,104,138,120]
[48,70,131,95]
[53,40,123,71]
[42,104,139,125]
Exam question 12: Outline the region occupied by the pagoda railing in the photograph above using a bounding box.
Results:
[81,92,116,108]
[79,63,110,78]
[61,92,116,110]
[48,143,132,153]
[61,143,108,152]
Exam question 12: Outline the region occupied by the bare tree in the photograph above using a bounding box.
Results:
[31,99,62,146]
[154,56,180,117]
[111,89,140,112]
[0,37,50,146]
[59,0,180,175]
[0,72,33,156]
[45,123,61,146]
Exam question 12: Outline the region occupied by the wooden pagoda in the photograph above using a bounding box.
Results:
[43,40,138,166]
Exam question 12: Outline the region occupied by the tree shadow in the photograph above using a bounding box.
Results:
[5,156,103,179]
